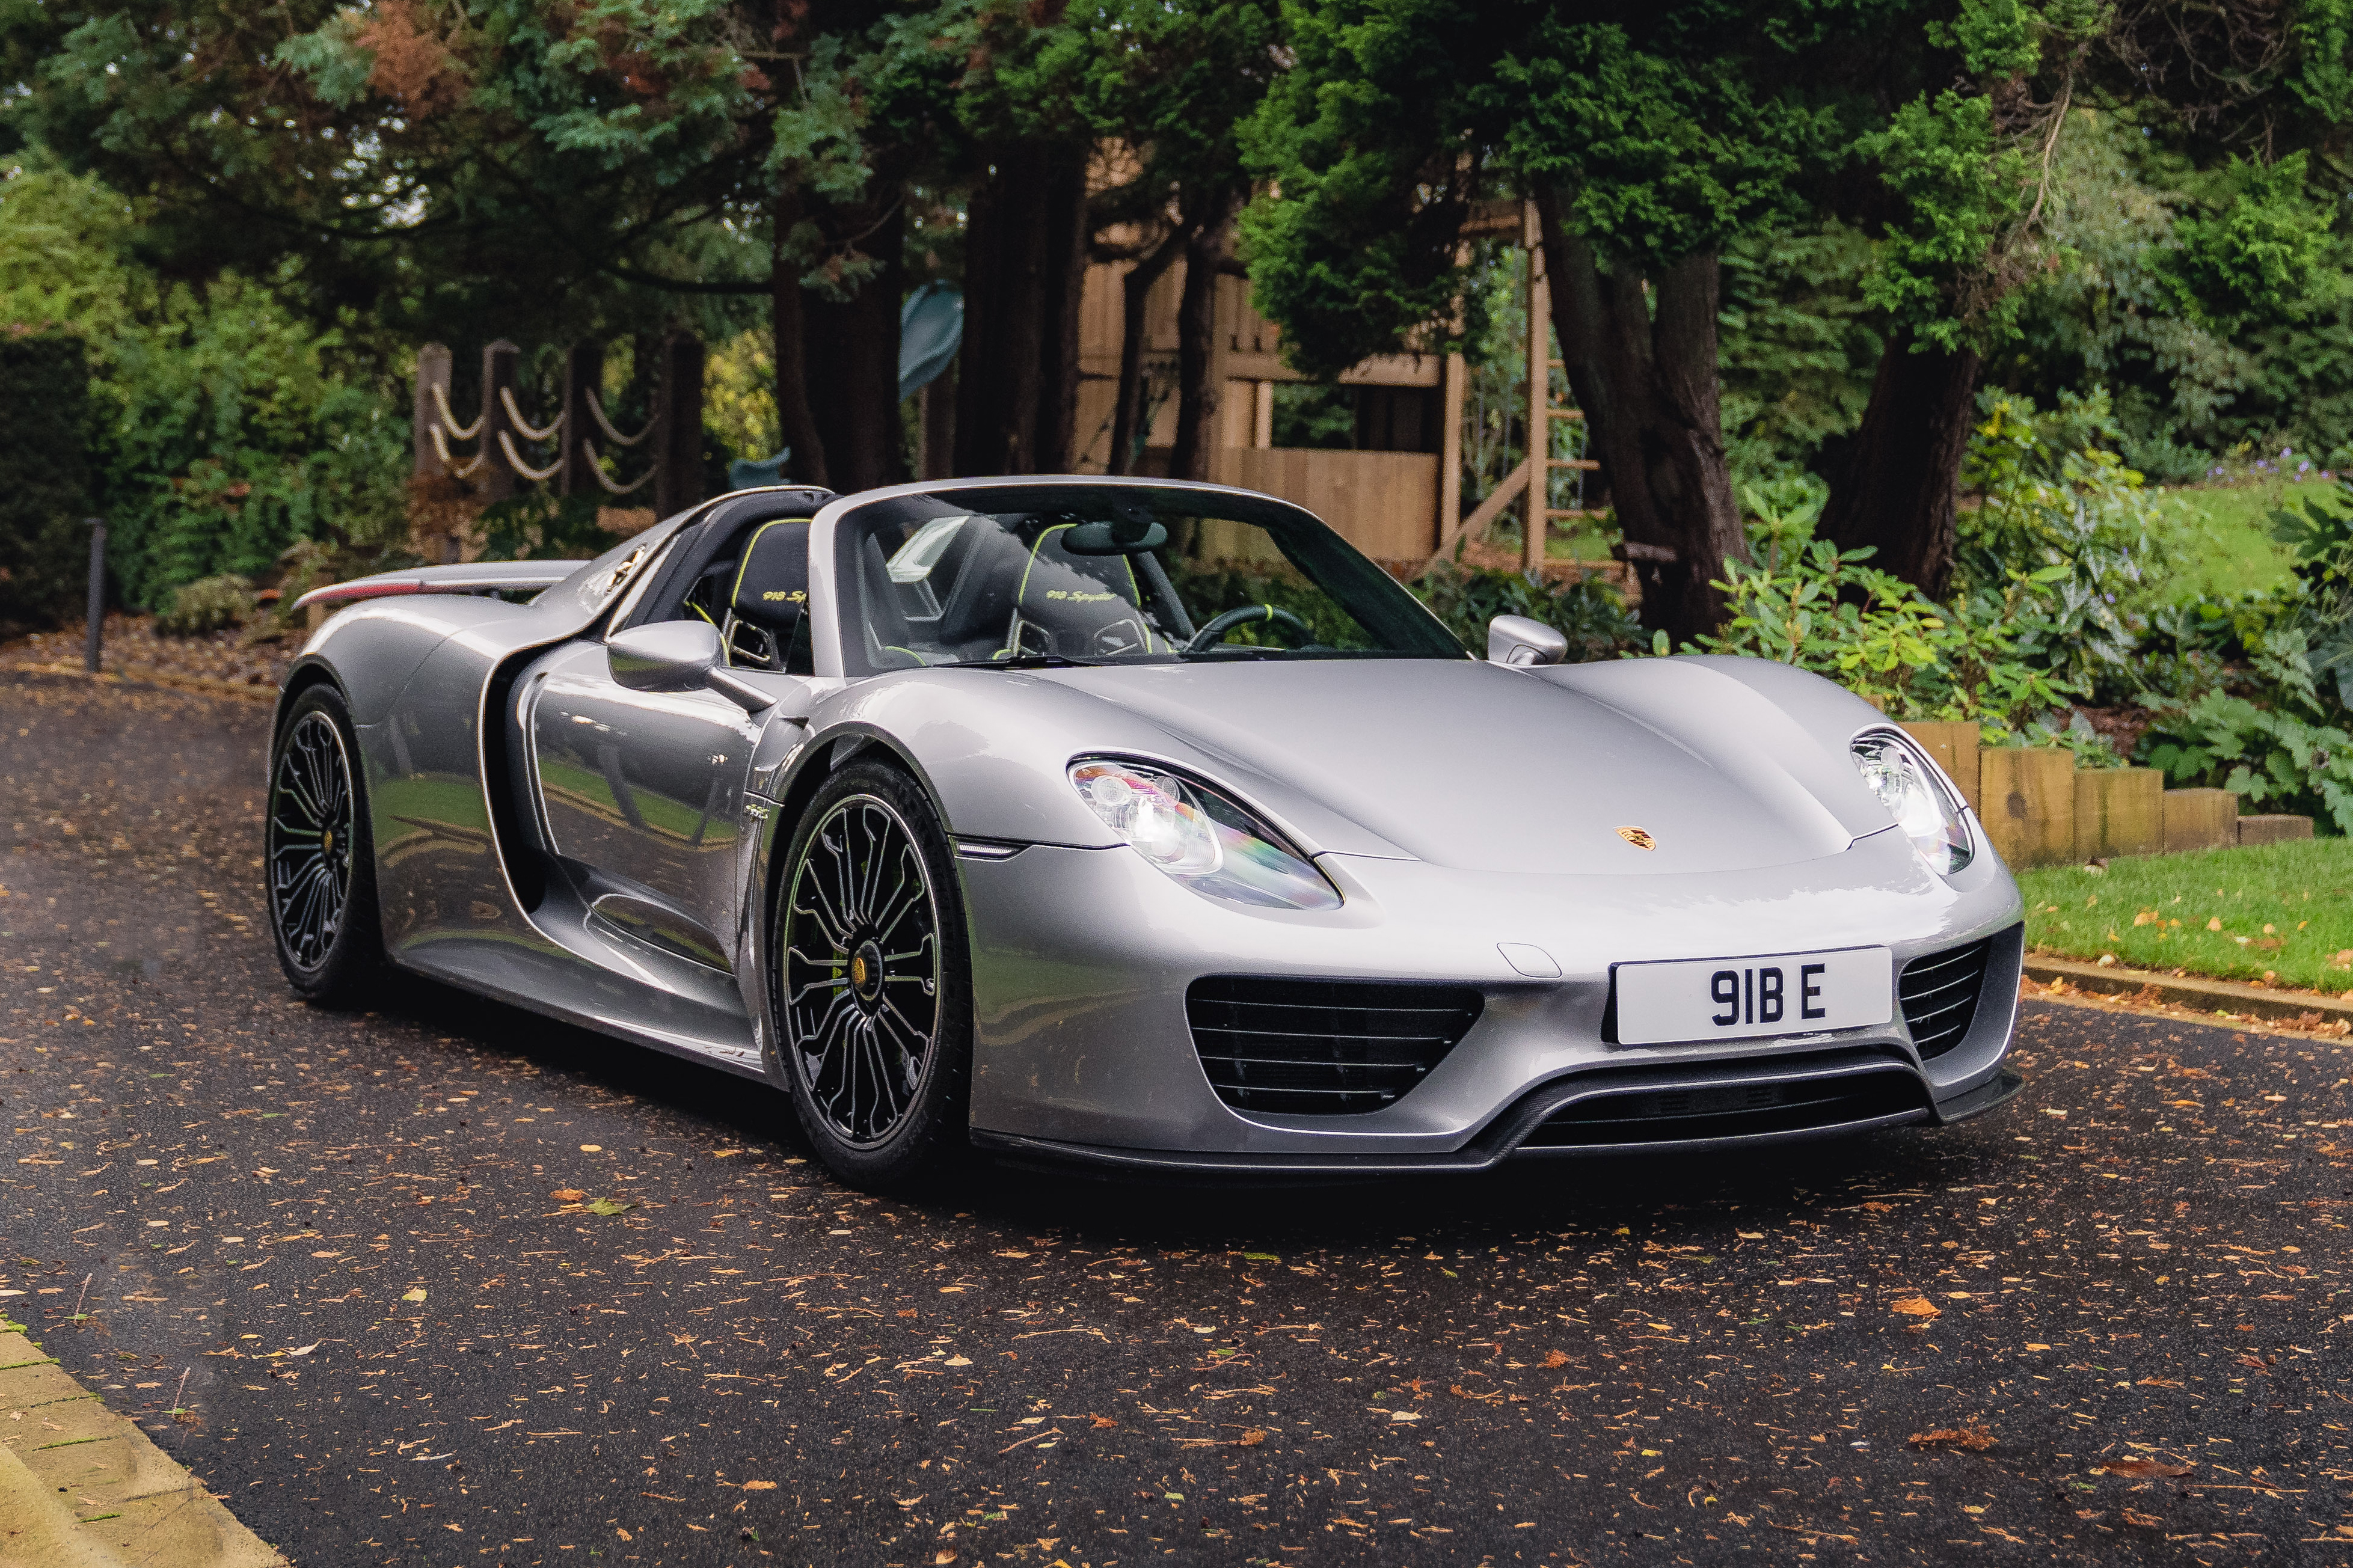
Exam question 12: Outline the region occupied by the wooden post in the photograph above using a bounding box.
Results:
[477,340,520,507]
[559,343,602,498]
[1522,200,1548,577]
[1978,747,2077,868]
[1438,351,1465,557]
[413,343,452,477]
[2162,788,2240,853]
[2073,767,2164,859]
[922,358,956,480]
[653,331,705,520]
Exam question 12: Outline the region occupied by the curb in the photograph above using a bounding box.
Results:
[0,662,281,705]
[0,1325,284,1568]
[2023,954,2353,1027]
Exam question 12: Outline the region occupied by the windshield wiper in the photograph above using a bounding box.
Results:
[962,653,1115,670]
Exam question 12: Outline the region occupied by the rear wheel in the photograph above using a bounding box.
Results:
[265,685,383,1003]
[773,761,972,1191]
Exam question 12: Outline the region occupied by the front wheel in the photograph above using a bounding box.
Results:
[265,684,384,1003]
[773,761,973,1191]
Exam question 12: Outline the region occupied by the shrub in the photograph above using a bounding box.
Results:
[0,329,94,639]
[1408,555,1643,661]
[154,574,256,637]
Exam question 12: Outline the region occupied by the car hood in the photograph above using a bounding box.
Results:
[1038,657,1898,875]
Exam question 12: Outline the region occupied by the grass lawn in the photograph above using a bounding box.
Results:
[2018,836,2353,991]
[2138,480,2317,601]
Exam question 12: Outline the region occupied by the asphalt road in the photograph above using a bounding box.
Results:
[2,669,2349,1568]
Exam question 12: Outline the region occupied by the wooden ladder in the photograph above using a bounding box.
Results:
[1521,201,1601,574]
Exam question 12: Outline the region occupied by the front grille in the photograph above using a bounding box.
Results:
[1900,938,1993,1060]
[1520,1065,1927,1150]
[1186,976,1483,1115]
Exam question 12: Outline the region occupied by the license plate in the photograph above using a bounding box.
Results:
[1613,946,1891,1046]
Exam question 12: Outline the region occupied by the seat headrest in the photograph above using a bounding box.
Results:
[729,519,812,631]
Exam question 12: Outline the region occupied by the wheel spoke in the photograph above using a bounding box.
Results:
[779,791,940,1148]
[268,710,356,973]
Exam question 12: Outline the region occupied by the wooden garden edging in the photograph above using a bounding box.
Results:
[1895,721,2313,869]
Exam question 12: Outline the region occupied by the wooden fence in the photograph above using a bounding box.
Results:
[1898,721,2313,868]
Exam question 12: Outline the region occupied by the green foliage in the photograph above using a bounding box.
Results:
[0,165,408,609]
[0,328,93,637]
[1717,222,1883,489]
[1408,557,1643,662]
[153,574,254,637]
[1956,390,2167,700]
[1693,530,2077,727]
[478,491,613,563]
[1858,90,2029,350]
[2143,691,2353,834]
[2159,153,2338,328]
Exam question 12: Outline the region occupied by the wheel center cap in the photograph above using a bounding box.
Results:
[322,829,334,856]
[850,940,885,1004]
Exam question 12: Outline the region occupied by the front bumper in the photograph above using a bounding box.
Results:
[960,825,2025,1166]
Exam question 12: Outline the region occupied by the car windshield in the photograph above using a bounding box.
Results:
[832,485,1466,675]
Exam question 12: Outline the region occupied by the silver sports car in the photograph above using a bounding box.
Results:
[273,476,2024,1189]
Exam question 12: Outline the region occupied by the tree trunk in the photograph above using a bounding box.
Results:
[1536,186,1746,645]
[1108,223,1188,475]
[1035,155,1088,472]
[803,196,906,494]
[1170,188,1239,483]
[771,191,829,489]
[1818,331,1981,598]
[954,144,1088,475]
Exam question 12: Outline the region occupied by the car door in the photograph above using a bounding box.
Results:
[525,639,756,971]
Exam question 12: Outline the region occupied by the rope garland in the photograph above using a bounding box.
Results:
[497,430,566,482]
[429,423,487,478]
[580,438,657,494]
[431,382,485,440]
[499,387,565,443]
[586,391,655,448]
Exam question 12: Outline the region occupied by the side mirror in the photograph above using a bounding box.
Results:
[607,620,723,693]
[1487,613,1568,668]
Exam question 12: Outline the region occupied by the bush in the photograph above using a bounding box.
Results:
[0,329,94,639]
[1408,555,1644,661]
[154,574,255,637]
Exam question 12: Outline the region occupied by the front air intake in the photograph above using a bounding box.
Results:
[1186,976,1484,1115]
[1900,937,1994,1060]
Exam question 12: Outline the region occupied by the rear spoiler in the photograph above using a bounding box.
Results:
[293,560,586,611]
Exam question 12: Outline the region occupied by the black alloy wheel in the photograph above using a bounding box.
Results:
[776,761,971,1188]
[265,685,382,1002]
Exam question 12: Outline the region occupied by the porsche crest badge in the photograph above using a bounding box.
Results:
[1616,826,1657,851]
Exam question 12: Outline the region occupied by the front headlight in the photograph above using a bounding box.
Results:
[1850,732,1972,876]
[1069,758,1342,910]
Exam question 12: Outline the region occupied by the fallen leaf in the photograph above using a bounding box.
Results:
[2207,917,2223,931]
[1238,1429,1265,1447]
[1091,1415,1116,1429]
[401,1288,426,1303]
[740,1480,777,1490]
[1909,1427,1995,1451]
[586,1198,630,1216]
[550,1189,584,1202]
[1890,1297,1942,1318]
[1542,1350,1569,1368]
[2096,1459,2192,1478]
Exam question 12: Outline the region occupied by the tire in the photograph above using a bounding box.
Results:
[265,684,384,1004]
[772,761,973,1192]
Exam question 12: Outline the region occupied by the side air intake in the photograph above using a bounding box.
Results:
[1186,976,1483,1115]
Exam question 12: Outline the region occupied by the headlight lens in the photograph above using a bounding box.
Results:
[1069,759,1342,910]
[1850,732,1972,875]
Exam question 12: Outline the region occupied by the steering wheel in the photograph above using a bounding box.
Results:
[1184,604,1313,654]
